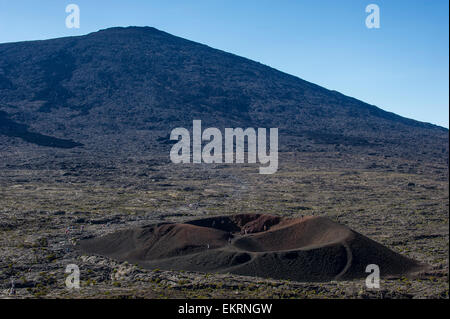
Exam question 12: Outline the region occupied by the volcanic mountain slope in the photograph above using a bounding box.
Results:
[79,214,426,282]
[0,26,447,160]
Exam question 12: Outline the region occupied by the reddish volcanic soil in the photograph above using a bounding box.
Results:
[78,214,427,282]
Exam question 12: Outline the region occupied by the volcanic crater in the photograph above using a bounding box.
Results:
[78,214,426,282]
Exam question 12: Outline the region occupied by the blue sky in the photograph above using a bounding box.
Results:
[0,0,448,127]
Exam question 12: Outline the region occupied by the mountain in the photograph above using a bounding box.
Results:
[0,27,448,298]
[0,26,448,160]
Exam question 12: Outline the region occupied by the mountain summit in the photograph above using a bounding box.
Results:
[0,26,447,160]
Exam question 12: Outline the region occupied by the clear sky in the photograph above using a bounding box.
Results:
[0,0,448,128]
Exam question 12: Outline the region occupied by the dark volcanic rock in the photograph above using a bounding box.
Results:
[0,26,447,159]
[78,214,427,282]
